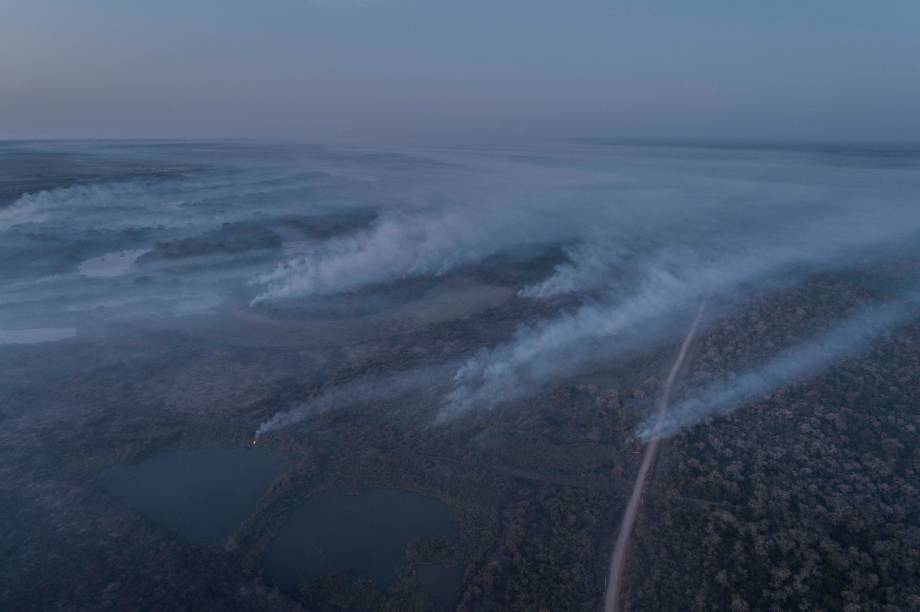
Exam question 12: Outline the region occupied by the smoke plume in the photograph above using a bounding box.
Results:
[637,291,920,441]
[255,364,454,438]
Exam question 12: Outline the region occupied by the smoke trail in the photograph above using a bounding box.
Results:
[439,248,797,422]
[249,197,599,303]
[518,241,630,299]
[255,391,344,438]
[251,211,507,302]
[441,190,920,421]
[521,193,920,302]
[254,365,454,438]
[0,181,190,233]
[250,142,920,307]
[638,291,920,441]
[0,168,329,235]
[0,199,47,230]
[249,179,734,304]
[604,301,706,612]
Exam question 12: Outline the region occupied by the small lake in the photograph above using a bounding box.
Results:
[417,565,465,611]
[78,248,149,278]
[264,488,462,607]
[101,447,286,543]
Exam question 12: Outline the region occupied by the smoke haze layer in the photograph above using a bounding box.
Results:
[2,141,919,428]
[433,150,920,419]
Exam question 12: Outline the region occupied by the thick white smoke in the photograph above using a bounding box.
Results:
[250,144,920,321]
[0,160,362,332]
[439,250,761,421]
[248,179,618,303]
[637,291,920,440]
[0,198,47,230]
[251,210,524,302]
[518,241,630,299]
[439,190,920,420]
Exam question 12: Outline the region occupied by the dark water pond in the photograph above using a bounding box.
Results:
[264,488,461,607]
[417,564,465,611]
[101,447,285,543]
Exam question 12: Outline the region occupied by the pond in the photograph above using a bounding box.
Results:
[263,488,462,608]
[101,446,286,544]
[417,564,465,611]
[78,248,149,278]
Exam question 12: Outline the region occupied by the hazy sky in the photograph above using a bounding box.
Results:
[3,0,920,142]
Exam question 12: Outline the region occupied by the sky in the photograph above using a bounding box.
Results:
[2,0,920,143]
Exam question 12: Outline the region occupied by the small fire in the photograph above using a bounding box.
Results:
[251,437,258,447]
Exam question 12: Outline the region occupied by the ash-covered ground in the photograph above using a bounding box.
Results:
[1,140,919,611]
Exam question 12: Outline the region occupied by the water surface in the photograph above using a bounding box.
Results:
[417,565,465,611]
[264,489,460,595]
[78,249,149,278]
[102,447,285,543]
